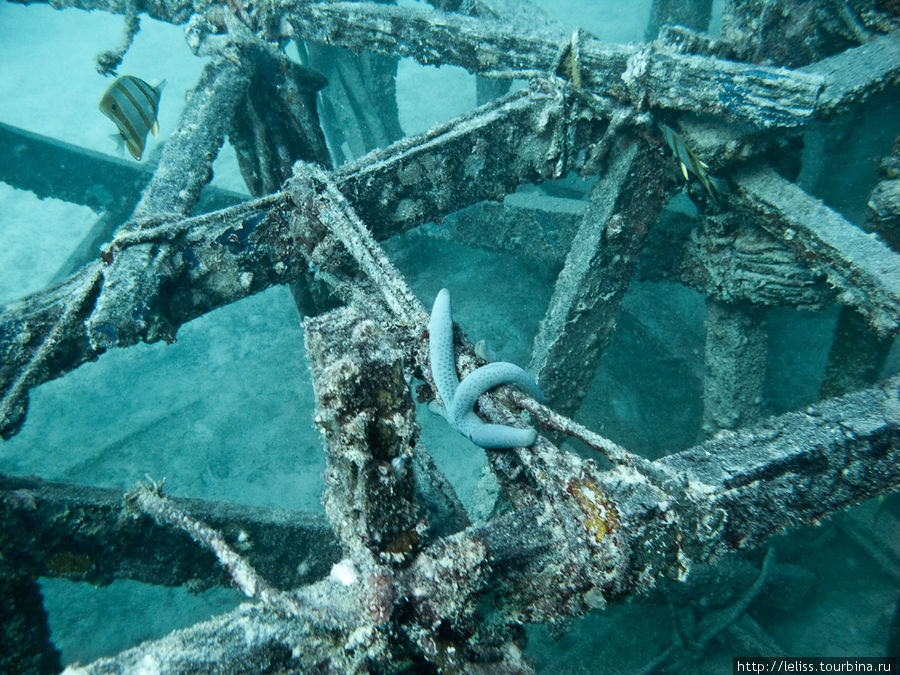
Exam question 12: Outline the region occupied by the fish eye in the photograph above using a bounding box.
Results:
[111,103,118,111]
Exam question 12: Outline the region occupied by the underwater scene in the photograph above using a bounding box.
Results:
[1,0,899,672]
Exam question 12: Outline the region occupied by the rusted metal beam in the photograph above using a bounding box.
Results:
[299,42,404,165]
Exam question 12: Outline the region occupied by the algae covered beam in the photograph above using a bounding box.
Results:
[289,1,824,128]
[529,137,680,418]
[576,374,900,592]
[0,473,339,589]
[701,298,767,435]
[732,165,900,336]
[0,195,291,440]
[657,375,900,558]
[0,58,254,439]
[85,58,251,352]
[801,30,900,116]
[53,372,900,673]
[333,79,604,239]
[304,304,423,565]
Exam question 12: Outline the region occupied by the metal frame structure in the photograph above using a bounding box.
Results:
[1,0,899,671]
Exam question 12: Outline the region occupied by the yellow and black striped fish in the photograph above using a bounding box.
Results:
[99,75,165,161]
[659,122,722,200]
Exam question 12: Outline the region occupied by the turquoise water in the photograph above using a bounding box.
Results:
[1,1,898,672]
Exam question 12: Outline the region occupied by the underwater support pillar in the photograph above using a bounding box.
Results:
[229,44,331,196]
[304,305,422,566]
[819,305,893,399]
[701,297,767,436]
[298,41,404,165]
[529,137,679,418]
[645,0,713,40]
[0,573,60,674]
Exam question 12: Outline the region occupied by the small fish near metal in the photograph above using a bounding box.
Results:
[658,122,724,200]
[99,75,165,161]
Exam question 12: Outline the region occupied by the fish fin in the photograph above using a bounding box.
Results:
[124,137,143,161]
[150,120,159,136]
[154,79,167,95]
[696,172,713,195]
[109,133,126,155]
[680,161,690,181]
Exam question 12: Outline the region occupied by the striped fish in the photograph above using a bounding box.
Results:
[659,122,722,200]
[99,75,165,161]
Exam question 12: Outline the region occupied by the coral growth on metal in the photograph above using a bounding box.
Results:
[1,0,899,672]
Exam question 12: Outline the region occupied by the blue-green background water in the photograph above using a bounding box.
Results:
[1,1,898,671]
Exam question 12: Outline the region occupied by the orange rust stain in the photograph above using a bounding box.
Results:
[566,479,620,544]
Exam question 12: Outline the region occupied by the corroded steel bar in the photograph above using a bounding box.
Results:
[300,41,404,166]
[0,60,253,439]
[228,41,332,196]
[0,119,243,221]
[0,263,104,441]
[0,121,149,212]
[0,196,285,440]
[0,121,247,283]
[288,163,429,346]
